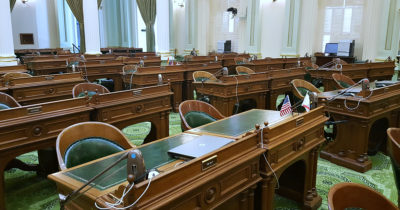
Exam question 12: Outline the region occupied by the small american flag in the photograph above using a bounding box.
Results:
[280,95,292,117]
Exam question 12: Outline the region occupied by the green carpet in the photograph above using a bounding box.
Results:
[4,113,398,209]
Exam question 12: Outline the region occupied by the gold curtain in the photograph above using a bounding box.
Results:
[10,0,17,11]
[65,0,86,53]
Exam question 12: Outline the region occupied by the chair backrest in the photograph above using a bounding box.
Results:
[192,71,218,82]
[2,72,32,83]
[122,64,137,74]
[332,73,356,89]
[179,100,225,131]
[56,122,135,170]
[72,83,110,98]
[0,92,21,110]
[234,57,248,64]
[290,79,321,100]
[387,127,400,206]
[328,182,397,210]
[235,66,255,75]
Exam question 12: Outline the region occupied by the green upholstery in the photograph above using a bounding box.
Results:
[77,91,97,98]
[338,80,351,88]
[184,111,217,128]
[297,87,311,97]
[390,159,400,198]
[236,61,245,64]
[195,77,211,82]
[238,72,249,75]
[0,103,10,110]
[64,137,124,168]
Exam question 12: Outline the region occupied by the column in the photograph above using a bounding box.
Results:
[0,0,17,66]
[196,0,209,55]
[83,0,101,54]
[281,0,301,57]
[245,0,261,56]
[156,0,170,58]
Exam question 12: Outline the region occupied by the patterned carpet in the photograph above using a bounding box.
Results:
[4,113,398,209]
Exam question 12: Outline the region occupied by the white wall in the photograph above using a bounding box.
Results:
[172,5,185,55]
[12,1,39,49]
[259,0,286,58]
[12,0,59,49]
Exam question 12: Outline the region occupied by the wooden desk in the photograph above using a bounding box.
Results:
[315,55,355,66]
[0,65,28,76]
[0,98,93,210]
[184,56,218,64]
[193,73,269,116]
[6,73,84,105]
[182,62,222,100]
[49,131,264,209]
[27,58,70,75]
[308,62,395,91]
[122,56,162,67]
[268,68,306,109]
[84,54,116,61]
[318,81,400,172]
[90,84,173,142]
[220,54,251,72]
[100,47,143,54]
[122,65,186,111]
[188,107,327,210]
[73,60,124,91]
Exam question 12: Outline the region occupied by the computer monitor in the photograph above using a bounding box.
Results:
[325,43,338,55]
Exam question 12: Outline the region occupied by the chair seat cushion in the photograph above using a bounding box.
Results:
[338,81,351,88]
[64,137,124,168]
[184,111,217,128]
[77,91,97,98]
[238,72,249,75]
[297,87,311,97]
[0,103,10,110]
[195,77,211,82]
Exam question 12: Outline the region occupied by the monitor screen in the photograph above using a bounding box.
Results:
[325,43,338,54]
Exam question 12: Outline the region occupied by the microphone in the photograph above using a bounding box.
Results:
[222,67,228,76]
[60,149,146,210]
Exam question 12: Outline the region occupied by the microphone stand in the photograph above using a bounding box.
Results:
[60,152,129,210]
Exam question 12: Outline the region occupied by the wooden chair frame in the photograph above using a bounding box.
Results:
[56,121,135,170]
[72,83,110,98]
[290,79,321,100]
[332,73,356,89]
[235,66,255,75]
[179,100,225,131]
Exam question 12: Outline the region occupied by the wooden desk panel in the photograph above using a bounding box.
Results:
[0,98,93,210]
[0,65,28,76]
[318,83,400,172]
[123,66,186,110]
[122,56,162,67]
[183,62,222,100]
[268,68,306,109]
[49,131,264,209]
[194,73,269,116]
[309,62,395,91]
[188,107,327,210]
[6,73,84,105]
[315,55,355,66]
[74,60,124,91]
[90,84,173,142]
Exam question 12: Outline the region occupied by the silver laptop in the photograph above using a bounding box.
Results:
[168,135,234,160]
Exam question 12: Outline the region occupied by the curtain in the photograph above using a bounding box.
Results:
[10,0,16,11]
[98,0,102,8]
[136,0,156,52]
[66,0,86,53]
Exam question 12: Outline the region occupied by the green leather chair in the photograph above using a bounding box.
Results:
[387,127,400,207]
[0,92,21,110]
[179,100,225,131]
[72,83,110,98]
[56,122,135,170]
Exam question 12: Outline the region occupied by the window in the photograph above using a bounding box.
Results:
[315,0,364,57]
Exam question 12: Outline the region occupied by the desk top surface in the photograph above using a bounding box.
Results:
[189,109,288,138]
[61,133,199,191]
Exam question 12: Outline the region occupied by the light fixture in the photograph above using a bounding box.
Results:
[174,0,184,8]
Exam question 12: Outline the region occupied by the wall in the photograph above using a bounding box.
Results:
[12,0,59,49]
[171,4,185,55]
[259,0,286,58]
